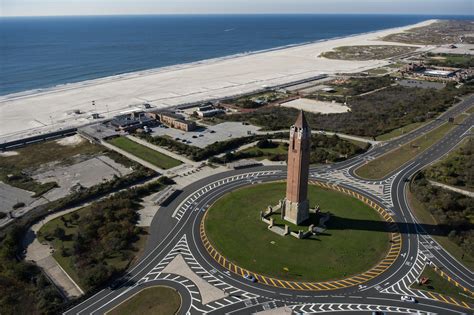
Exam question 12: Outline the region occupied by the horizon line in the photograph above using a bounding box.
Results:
[1,12,473,18]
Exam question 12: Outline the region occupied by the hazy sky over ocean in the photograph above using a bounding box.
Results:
[2,0,473,17]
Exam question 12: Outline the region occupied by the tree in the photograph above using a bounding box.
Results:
[53,227,66,241]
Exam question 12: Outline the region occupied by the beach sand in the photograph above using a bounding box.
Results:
[0,19,436,143]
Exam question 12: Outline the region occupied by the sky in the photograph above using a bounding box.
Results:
[1,0,473,17]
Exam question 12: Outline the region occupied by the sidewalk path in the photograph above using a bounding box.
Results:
[23,206,85,299]
[429,180,474,198]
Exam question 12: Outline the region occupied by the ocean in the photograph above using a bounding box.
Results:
[0,14,471,96]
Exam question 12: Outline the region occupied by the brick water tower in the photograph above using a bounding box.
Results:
[282,110,311,225]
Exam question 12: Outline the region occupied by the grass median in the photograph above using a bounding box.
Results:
[107,286,181,315]
[108,137,182,169]
[411,266,473,307]
[356,115,468,180]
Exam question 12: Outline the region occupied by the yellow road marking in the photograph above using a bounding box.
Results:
[427,292,439,301]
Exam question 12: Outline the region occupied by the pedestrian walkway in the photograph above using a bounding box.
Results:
[23,207,85,298]
[428,180,474,198]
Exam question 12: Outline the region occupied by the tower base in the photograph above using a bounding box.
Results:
[282,198,309,225]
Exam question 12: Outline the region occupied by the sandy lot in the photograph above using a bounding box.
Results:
[281,98,350,114]
[33,155,132,201]
[0,20,434,143]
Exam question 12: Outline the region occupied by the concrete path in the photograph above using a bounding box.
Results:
[101,141,164,173]
[23,207,85,298]
[429,180,474,198]
[256,129,377,145]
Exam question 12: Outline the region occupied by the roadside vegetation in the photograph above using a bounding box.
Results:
[226,91,289,109]
[409,174,473,269]
[356,114,468,179]
[209,135,368,165]
[108,137,182,169]
[0,226,63,315]
[411,266,473,306]
[216,83,473,138]
[38,177,172,291]
[423,138,473,191]
[375,121,427,141]
[108,286,181,315]
[320,45,418,60]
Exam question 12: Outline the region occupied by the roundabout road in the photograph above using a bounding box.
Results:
[65,97,473,314]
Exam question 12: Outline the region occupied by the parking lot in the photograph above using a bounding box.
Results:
[150,122,260,148]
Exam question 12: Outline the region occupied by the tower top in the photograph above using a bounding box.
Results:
[294,110,309,130]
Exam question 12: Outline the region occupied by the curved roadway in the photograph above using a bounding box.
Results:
[65,96,473,314]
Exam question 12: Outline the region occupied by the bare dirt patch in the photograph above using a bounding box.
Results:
[280,98,349,114]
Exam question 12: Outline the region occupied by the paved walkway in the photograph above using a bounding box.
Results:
[429,180,474,198]
[256,129,377,145]
[23,207,85,298]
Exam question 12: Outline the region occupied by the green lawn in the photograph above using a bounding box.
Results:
[38,208,147,290]
[412,266,473,306]
[108,137,182,169]
[205,182,390,282]
[376,121,428,141]
[107,286,181,315]
[356,115,467,180]
[241,143,288,160]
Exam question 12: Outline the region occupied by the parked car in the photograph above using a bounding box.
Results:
[243,274,257,283]
[401,295,416,303]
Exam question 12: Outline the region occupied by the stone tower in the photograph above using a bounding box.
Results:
[283,110,311,225]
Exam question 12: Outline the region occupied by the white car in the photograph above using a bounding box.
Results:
[401,295,416,303]
[243,274,257,283]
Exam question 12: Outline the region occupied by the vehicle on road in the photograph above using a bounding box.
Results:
[401,295,416,303]
[243,274,257,283]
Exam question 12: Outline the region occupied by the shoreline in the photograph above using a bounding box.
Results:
[0,19,437,143]
[0,19,437,101]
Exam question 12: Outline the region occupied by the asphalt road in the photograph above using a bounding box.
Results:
[65,96,473,315]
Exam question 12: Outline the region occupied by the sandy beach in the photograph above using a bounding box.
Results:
[0,19,436,143]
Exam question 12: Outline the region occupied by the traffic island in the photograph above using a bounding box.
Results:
[202,181,402,290]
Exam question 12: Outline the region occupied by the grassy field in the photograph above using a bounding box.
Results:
[375,121,428,141]
[411,266,473,306]
[466,107,474,114]
[0,137,102,196]
[107,286,181,315]
[241,143,287,160]
[407,190,474,271]
[205,182,390,282]
[38,208,148,290]
[108,137,182,169]
[356,115,467,180]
